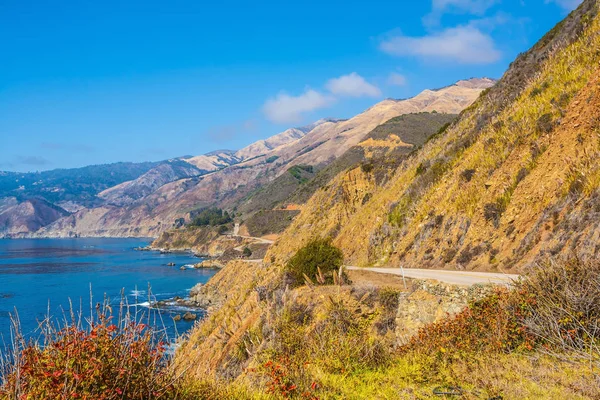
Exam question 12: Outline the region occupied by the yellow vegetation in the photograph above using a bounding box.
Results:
[268,11,600,272]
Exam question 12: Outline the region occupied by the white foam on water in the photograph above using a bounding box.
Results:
[169,305,203,312]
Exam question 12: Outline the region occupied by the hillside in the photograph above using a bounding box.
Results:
[0,161,161,237]
[168,2,600,397]
[0,198,69,235]
[184,150,241,172]
[35,80,491,238]
[0,152,242,237]
[97,160,204,206]
[236,112,457,216]
[3,2,600,399]
[0,161,160,208]
[267,0,600,273]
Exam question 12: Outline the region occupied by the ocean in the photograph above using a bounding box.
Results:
[0,238,217,346]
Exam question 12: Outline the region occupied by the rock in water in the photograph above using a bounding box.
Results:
[182,312,197,321]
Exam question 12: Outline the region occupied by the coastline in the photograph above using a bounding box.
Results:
[0,237,216,341]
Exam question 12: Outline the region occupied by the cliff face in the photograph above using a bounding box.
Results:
[150,226,223,253]
[267,0,600,273]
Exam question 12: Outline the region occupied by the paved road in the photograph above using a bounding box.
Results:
[346,266,519,286]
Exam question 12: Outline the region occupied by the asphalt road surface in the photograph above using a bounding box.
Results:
[345,266,519,286]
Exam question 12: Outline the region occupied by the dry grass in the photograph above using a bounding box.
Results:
[265,5,600,271]
[518,257,600,367]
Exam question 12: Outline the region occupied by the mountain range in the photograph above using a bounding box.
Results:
[0,79,494,238]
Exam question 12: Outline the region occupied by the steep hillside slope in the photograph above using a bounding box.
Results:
[172,4,600,392]
[234,128,306,160]
[261,79,495,169]
[0,162,160,208]
[237,112,457,216]
[267,0,600,272]
[184,150,241,171]
[37,80,491,238]
[0,198,69,236]
[98,160,203,206]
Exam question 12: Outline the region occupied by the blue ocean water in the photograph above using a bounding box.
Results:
[0,238,217,345]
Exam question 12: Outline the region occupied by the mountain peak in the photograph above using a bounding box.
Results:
[364,77,493,115]
[205,149,236,156]
[454,77,497,89]
[297,118,345,133]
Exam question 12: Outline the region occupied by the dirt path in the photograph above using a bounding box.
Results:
[237,235,274,244]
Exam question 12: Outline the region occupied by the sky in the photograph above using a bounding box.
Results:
[0,0,584,172]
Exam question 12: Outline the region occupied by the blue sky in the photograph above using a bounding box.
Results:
[0,0,583,172]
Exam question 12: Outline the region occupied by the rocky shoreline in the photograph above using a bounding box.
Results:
[150,279,225,320]
[162,260,256,318]
[135,245,227,269]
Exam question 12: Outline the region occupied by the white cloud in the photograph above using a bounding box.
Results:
[424,0,498,26]
[545,0,583,11]
[432,0,497,14]
[325,72,382,98]
[387,72,407,86]
[262,89,334,124]
[379,25,501,65]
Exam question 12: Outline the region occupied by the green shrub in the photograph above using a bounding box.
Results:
[360,162,374,174]
[288,165,314,182]
[285,238,344,286]
[415,162,427,176]
[483,202,505,227]
[536,113,555,134]
[460,168,476,182]
[242,247,253,257]
[189,207,232,227]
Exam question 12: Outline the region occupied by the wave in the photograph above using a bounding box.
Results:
[131,301,151,308]
[128,301,204,314]
[166,305,204,313]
